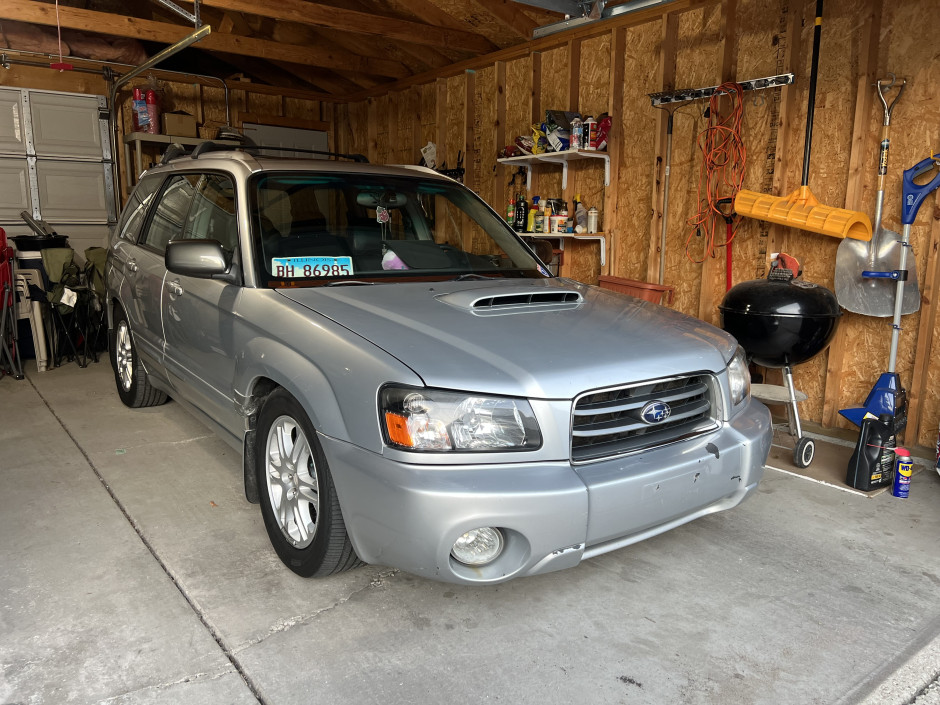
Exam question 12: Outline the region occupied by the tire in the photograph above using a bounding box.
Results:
[793,437,815,469]
[256,389,361,577]
[109,305,167,408]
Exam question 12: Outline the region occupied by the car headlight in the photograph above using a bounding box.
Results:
[381,386,542,451]
[727,346,750,407]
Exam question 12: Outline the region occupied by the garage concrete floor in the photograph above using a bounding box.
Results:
[2,360,939,705]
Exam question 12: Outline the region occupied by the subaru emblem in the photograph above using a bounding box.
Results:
[641,401,671,424]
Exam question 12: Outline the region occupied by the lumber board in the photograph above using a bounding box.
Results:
[0,0,409,78]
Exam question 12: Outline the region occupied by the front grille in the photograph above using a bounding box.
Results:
[572,374,717,462]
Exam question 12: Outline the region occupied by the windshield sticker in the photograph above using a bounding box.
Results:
[271,256,353,278]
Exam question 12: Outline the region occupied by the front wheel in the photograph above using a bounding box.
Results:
[256,389,361,577]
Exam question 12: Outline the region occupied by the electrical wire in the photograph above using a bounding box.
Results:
[685,82,747,263]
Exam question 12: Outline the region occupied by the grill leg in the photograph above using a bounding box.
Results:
[782,365,803,440]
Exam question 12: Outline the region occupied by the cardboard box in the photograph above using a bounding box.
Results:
[162,112,197,138]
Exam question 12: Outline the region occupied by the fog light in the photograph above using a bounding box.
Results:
[451,527,504,566]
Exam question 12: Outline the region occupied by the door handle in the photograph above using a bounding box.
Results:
[127,258,138,273]
[167,279,183,296]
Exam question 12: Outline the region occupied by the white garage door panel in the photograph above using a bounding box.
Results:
[0,91,27,156]
[55,223,109,261]
[0,158,32,222]
[35,161,109,222]
[30,93,103,160]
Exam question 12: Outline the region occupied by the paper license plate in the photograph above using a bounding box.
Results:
[271,256,353,278]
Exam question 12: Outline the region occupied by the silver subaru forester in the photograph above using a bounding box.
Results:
[107,145,771,585]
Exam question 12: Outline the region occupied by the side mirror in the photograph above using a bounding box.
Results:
[165,239,230,278]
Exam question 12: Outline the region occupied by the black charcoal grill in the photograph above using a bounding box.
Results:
[719,256,841,468]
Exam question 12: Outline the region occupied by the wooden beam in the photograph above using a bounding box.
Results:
[697,0,737,324]
[0,0,410,78]
[237,111,329,132]
[605,26,626,276]
[822,0,882,428]
[194,0,497,53]
[646,12,679,285]
[475,0,540,40]
[494,60,508,219]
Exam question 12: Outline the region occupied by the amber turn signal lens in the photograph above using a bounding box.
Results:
[385,411,413,447]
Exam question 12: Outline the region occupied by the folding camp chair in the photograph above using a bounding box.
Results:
[82,247,108,362]
[38,246,92,368]
[0,227,24,379]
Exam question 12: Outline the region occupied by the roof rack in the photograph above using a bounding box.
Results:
[185,139,368,163]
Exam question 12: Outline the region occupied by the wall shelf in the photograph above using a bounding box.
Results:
[498,150,610,190]
[519,231,607,266]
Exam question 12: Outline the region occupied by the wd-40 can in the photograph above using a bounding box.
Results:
[891,448,913,498]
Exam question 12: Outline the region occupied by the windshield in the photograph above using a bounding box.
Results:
[250,171,550,286]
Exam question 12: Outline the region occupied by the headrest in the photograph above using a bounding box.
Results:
[351,229,382,252]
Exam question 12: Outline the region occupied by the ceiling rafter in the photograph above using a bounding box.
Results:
[1,0,411,78]
[192,0,499,53]
[474,0,541,40]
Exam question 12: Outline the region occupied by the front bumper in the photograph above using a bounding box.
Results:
[322,398,771,585]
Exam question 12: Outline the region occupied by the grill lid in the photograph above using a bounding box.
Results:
[718,277,841,319]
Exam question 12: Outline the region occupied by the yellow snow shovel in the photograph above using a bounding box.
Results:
[734,0,872,243]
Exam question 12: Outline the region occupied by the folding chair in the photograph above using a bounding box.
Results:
[0,227,24,379]
[82,247,108,362]
[38,246,92,368]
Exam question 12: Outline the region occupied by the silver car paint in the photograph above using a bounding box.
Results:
[107,153,773,585]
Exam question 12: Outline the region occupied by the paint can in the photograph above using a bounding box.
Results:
[891,447,913,498]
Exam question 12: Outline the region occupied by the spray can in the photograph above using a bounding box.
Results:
[891,448,913,498]
[507,195,516,224]
[583,116,598,150]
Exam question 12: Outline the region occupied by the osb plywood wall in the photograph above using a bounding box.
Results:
[336,0,940,451]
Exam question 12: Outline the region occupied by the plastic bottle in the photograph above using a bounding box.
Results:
[846,414,896,491]
[570,117,583,152]
[587,206,599,233]
[542,201,551,233]
[528,196,541,233]
[515,193,528,232]
[132,88,147,132]
[507,195,516,224]
[527,196,540,232]
[145,90,161,135]
[575,194,588,233]
[891,448,913,498]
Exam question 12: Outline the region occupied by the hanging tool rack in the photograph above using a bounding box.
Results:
[648,73,795,107]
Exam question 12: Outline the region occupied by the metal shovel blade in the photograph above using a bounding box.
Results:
[834,226,919,316]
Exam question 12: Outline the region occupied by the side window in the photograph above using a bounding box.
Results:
[183,174,238,253]
[116,174,163,242]
[140,174,199,254]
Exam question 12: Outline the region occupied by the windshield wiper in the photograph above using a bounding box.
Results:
[452,273,497,281]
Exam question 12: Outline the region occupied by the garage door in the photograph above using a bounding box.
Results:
[0,87,115,260]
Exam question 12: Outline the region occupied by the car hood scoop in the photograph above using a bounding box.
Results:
[435,285,583,314]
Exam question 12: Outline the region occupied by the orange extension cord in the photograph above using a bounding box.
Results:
[685,82,747,264]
